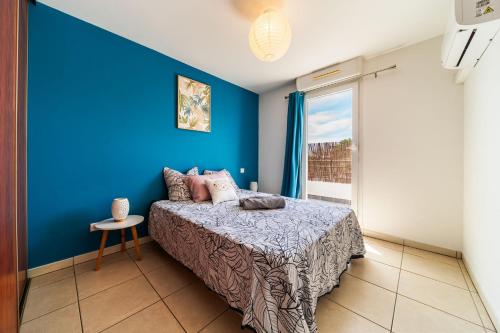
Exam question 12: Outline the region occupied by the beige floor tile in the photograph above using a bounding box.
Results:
[200,309,253,333]
[392,295,484,333]
[364,236,404,252]
[76,254,141,299]
[128,242,176,273]
[471,292,496,331]
[80,275,159,333]
[145,261,198,297]
[316,298,388,333]
[364,239,403,268]
[102,301,183,333]
[75,252,130,275]
[20,303,81,333]
[347,258,400,292]
[327,274,396,329]
[403,246,459,267]
[402,253,467,289]
[30,267,75,290]
[398,270,481,325]
[458,260,478,293]
[165,282,228,333]
[23,277,77,322]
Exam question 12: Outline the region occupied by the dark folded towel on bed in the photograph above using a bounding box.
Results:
[239,195,286,210]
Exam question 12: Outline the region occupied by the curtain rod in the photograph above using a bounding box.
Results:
[284,64,397,99]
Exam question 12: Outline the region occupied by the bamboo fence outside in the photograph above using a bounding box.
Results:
[307,140,352,184]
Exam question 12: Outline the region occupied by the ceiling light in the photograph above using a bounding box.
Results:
[248,9,292,62]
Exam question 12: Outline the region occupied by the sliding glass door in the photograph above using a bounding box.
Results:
[303,82,358,212]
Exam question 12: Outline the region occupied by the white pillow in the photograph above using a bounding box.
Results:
[206,178,238,205]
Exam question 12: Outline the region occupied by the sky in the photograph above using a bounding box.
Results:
[308,89,352,143]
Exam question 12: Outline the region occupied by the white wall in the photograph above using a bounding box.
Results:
[360,36,463,250]
[463,33,500,328]
[258,83,295,194]
[259,36,464,251]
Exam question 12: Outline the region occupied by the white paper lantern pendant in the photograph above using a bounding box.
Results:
[249,9,292,62]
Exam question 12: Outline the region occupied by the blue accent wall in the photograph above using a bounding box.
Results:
[28,4,259,268]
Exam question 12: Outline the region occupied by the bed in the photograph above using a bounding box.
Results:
[149,189,365,333]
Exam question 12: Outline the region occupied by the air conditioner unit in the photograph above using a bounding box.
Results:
[296,57,362,92]
[442,0,500,71]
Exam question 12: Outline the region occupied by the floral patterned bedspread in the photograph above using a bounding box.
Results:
[149,190,365,333]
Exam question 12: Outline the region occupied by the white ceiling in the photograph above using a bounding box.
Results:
[39,0,452,93]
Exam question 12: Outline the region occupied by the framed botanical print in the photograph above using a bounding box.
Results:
[177,75,211,132]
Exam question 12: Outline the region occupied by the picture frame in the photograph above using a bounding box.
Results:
[177,75,211,132]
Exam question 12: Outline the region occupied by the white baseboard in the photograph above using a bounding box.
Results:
[28,236,152,278]
[362,228,458,258]
[27,257,75,278]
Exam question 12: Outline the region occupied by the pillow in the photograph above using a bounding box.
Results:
[206,178,238,205]
[203,169,239,189]
[183,174,227,202]
[163,167,198,201]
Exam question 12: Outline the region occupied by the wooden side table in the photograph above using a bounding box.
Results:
[90,215,144,271]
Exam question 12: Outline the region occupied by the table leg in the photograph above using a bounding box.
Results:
[121,229,126,252]
[95,230,109,271]
[130,226,141,260]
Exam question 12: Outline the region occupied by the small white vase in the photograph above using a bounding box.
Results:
[250,181,258,192]
[112,198,129,222]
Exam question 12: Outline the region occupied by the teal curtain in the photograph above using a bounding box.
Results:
[281,91,304,198]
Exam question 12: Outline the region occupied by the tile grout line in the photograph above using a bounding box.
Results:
[134,245,200,298]
[457,258,488,331]
[344,272,397,294]
[127,248,188,333]
[196,308,230,332]
[351,254,485,328]
[94,249,183,333]
[325,297,390,331]
[363,257,401,269]
[402,251,462,268]
[399,268,469,290]
[164,280,197,298]
[351,258,469,295]
[29,271,74,291]
[78,272,142,301]
[458,261,479,293]
[160,299,188,333]
[78,249,165,332]
[364,254,470,291]
[345,268,486,329]
[91,250,168,333]
[396,294,485,329]
[75,253,143,301]
[133,245,241,332]
[402,247,460,265]
[21,301,79,326]
[96,300,163,333]
[133,246,227,333]
[389,245,404,332]
[72,260,85,333]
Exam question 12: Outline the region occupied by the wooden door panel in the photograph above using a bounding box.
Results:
[17,0,29,305]
[0,0,21,331]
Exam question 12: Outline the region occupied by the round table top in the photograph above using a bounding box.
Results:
[92,215,144,231]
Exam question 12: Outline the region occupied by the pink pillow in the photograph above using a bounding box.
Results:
[183,174,227,202]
